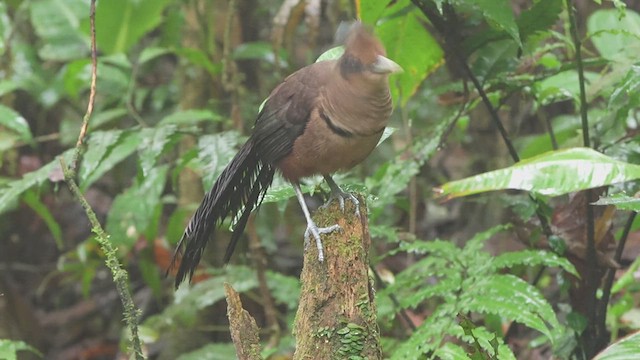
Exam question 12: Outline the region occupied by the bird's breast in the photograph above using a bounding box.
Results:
[276,108,384,181]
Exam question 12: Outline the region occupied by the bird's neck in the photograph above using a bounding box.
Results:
[321,72,392,136]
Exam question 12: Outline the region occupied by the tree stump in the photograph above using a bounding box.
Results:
[293,197,381,359]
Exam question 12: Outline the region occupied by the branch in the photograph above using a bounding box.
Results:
[59,1,144,358]
[294,197,381,359]
[225,283,263,360]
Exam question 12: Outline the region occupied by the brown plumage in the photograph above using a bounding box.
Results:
[170,23,401,287]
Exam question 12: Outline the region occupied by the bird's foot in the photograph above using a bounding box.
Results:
[321,189,361,217]
[304,222,341,262]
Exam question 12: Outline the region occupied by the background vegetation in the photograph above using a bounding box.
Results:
[1,0,640,359]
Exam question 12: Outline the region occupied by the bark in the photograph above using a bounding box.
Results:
[225,283,263,360]
[293,197,382,360]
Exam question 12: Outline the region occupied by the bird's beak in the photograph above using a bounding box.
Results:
[371,55,403,74]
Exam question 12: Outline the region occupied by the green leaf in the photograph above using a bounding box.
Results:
[360,0,392,24]
[30,0,89,60]
[471,39,519,83]
[608,66,640,123]
[0,149,74,214]
[534,70,599,105]
[174,47,221,76]
[233,41,284,64]
[463,274,560,342]
[138,125,179,177]
[0,339,42,360]
[378,10,444,105]
[159,109,221,125]
[593,193,640,212]
[94,0,172,54]
[23,190,63,249]
[594,331,640,360]
[469,0,521,47]
[588,9,640,63]
[79,130,142,190]
[0,105,32,141]
[193,132,244,190]
[105,165,168,246]
[437,148,640,198]
[518,0,563,41]
[138,46,172,64]
[492,250,578,276]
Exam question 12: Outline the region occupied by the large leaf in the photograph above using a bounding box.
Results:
[588,9,640,63]
[378,8,444,106]
[0,105,32,142]
[462,274,559,342]
[193,132,244,191]
[593,193,640,212]
[437,148,640,199]
[0,339,41,360]
[0,149,74,214]
[138,125,179,177]
[105,165,168,246]
[594,331,640,360]
[94,0,172,54]
[30,0,89,60]
[79,130,142,190]
[469,0,521,47]
[518,0,563,41]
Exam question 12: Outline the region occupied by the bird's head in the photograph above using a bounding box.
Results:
[338,23,402,84]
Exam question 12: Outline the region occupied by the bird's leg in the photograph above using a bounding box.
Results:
[293,182,340,262]
[322,175,360,217]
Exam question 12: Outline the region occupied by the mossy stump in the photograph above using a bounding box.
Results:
[293,196,381,360]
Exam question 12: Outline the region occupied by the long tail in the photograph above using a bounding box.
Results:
[170,139,275,287]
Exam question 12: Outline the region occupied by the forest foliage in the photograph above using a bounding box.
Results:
[1,0,640,359]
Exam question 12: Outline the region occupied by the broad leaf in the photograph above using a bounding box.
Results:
[94,0,173,54]
[30,0,89,60]
[518,0,563,41]
[462,274,559,342]
[0,339,41,360]
[106,165,168,246]
[378,10,443,106]
[437,148,640,199]
[470,0,521,47]
[193,132,244,190]
[588,9,640,63]
[594,331,640,360]
[0,149,74,214]
[138,125,179,177]
[593,193,640,212]
[159,109,221,125]
[0,105,32,142]
[80,130,142,190]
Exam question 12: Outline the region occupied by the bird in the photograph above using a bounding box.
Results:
[170,23,401,287]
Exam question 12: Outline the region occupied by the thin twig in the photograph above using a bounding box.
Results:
[71,0,98,171]
[59,1,145,358]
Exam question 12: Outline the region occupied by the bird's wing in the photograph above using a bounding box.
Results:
[251,61,334,164]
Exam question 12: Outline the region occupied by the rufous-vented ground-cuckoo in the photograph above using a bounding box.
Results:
[171,24,401,287]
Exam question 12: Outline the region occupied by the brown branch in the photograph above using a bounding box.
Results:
[59,1,145,358]
[71,0,98,171]
[225,283,263,360]
[294,197,381,359]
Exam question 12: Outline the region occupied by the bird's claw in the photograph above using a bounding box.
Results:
[322,190,361,217]
[304,223,341,262]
